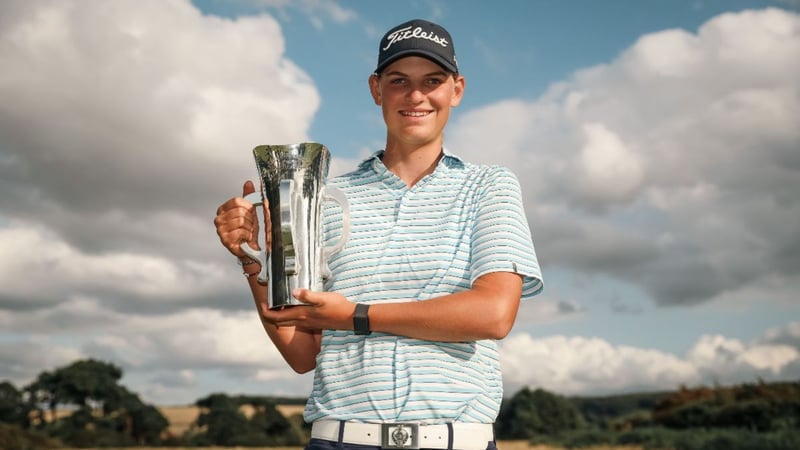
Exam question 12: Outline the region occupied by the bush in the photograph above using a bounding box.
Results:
[617,427,678,448]
[0,423,62,450]
[537,427,800,450]
[497,387,584,439]
[559,429,618,448]
[614,427,800,450]
[652,381,800,432]
[671,428,800,450]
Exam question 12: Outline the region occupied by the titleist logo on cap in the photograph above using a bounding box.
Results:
[382,25,449,51]
[375,19,457,74]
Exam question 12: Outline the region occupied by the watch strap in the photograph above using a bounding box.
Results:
[353,303,371,335]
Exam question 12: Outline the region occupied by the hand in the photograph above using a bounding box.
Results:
[258,289,355,331]
[214,180,271,258]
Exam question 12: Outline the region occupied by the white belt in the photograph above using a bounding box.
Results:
[311,419,494,450]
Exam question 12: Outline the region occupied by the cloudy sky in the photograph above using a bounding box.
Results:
[1,0,798,406]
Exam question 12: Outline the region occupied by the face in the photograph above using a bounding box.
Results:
[369,56,465,149]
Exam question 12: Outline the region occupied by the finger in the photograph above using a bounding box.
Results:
[261,307,306,327]
[216,198,237,216]
[216,195,254,217]
[243,180,256,197]
[292,289,323,306]
[219,209,256,228]
[215,217,255,246]
[215,207,257,245]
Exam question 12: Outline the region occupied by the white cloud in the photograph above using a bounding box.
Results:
[0,338,85,383]
[501,322,800,396]
[0,1,321,402]
[0,301,305,403]
[760,321,800,347]
[0,0,319,261]
[0,224,232,312]
[626,29,703,77]
[1,297,281,370]
[500,334,699,396]
[238,0,358,28]
[576,123,644,206]
[515,299,584,325]
[449,8,800,306]
[687,332,800,380]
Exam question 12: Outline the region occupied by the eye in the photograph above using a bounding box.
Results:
[426,77,445,86]
[389,78,407,85]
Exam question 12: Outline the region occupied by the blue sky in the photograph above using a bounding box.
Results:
[0,0,798,405]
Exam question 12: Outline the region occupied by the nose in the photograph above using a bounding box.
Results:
[407,85,425,103]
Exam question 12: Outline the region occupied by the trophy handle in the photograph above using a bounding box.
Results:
[323,186,350,259]
[240,191,269,285]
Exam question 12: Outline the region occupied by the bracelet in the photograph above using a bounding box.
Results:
[237,257,260,267]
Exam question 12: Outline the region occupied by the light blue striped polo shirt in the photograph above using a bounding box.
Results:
[304,150,543,424]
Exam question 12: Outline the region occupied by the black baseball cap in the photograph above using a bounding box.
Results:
[375,19,458,74]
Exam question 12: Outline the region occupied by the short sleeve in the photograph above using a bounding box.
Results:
[470,167,543,299]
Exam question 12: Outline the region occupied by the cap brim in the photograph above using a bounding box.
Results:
[376,49,458,74]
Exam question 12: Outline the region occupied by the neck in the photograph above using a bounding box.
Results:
[381,141,444,187]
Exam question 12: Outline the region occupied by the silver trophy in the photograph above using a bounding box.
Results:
[241,143,350,309]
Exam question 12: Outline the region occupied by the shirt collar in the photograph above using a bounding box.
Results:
[359,148,464,172]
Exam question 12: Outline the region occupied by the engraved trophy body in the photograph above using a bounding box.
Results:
[241,143,349,309]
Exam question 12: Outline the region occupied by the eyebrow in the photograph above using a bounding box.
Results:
[384,70,449,78]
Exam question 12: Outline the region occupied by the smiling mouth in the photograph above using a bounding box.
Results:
[400,111,431,117]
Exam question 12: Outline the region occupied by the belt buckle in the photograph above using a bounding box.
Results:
[381,423,420,449]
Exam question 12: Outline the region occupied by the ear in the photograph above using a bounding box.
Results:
[368,74,382,106]
[450,75,465,108]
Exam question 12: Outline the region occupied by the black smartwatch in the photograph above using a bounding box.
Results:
[353,303,371,335]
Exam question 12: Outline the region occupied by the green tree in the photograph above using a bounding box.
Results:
[195,393,252,446]
[22,359,168,446]
[53,359,123,413]
[23,370,59,429]
[24,358,124,425]
[192,393,305,446]
[496,387,584,439]
[651,381,800,432]
[0,381,25,425]
[110,386,169,445]
[248,397,304,445]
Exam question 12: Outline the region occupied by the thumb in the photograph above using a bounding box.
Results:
[242,180,256,197]
[292,288,317,305]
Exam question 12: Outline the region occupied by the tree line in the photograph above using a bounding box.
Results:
[1,358,799,449]
[0,359,307,449]
[496,382,800,449]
